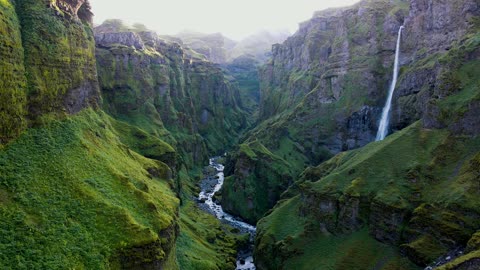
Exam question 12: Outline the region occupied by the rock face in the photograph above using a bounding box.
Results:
[19,0,100,117]
[222,55,262,114]
[251,0,480,268]
[221,142,295,223]
[224,0,410,223]
[176,31,234,64]
[94,21,248,168]
[0,2,182,269]
[391,0,480,133]
[0,0,100,143]
[95,32,146,50]
[224,0,480,225]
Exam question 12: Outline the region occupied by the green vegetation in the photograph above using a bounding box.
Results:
[17,0,99,117]
[94,20,253,268]
[176,200,241,270]
[0,110,179,269]
[256,197,419,270]
[223,0,412,223]
[254,40,480,266]
[1,0,480,269]
[256,119,480,268]
[436,250,480,270]
[0,0,27,143]
[96,33,248,170]
[221,141,295,223]
[224,55,262,115]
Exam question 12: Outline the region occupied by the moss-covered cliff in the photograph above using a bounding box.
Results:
[0,0,100,144]
[94,20,252,269]
[0,0,27,144]
[223,0,409,223]
[224,0,479,225]
[94,22,248,169]
[17,0,100,119]
[1,2,180,269]
[253,0,480,268]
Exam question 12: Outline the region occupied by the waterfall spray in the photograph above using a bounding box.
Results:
[376,26,404,141]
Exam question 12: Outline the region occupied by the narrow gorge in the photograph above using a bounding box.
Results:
[0,0,479,270]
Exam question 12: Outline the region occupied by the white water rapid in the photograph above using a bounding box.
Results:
[376,26,404,141]
[198,157,256,270]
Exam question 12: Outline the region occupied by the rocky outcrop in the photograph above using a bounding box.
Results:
[50,0,94,23]
[176,30,289,64]
[226,0,480,230]
[17,0,100,118]
[221,142,295,223]
[176,31,233,64]
[94,21,248,168]
[0,0,100,143]
[251,1,480,268]
[402,0,478,55]
[224,0,410,223]
[390,0,480,134]
[118,222,179,269]
[228,30,290,62]
[95,32,145,50]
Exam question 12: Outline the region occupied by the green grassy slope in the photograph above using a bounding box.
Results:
[256,119,480,268]
[255,30,480,267]
[0,110,180,269]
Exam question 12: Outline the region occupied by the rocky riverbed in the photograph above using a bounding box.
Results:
[198,157,256,270]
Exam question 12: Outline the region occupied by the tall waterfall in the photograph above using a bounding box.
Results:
[376,26,404,141]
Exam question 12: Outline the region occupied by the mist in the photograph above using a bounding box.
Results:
[89,0,360,40]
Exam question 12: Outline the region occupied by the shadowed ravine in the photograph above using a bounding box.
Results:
[198,157,256,270]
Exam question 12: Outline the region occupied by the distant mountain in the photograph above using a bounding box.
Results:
[175,30,235,63]
[175,30,290,64]
[229,30,290,62]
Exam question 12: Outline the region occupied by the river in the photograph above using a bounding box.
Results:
[198,156,256,270]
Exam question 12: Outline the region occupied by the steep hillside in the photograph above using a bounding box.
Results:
[0,1,184,268]
[0,0,99,144]
[0,0,27,143]
[253,0,480,268]
[18,0,100,118]
[0,1,248,269]
[223,0,480,223]
[94,20,253,269]
[1,0,479,269]
[0,110,181,269]
[95,21,249,168]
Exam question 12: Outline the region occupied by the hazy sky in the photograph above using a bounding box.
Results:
[89,0,360,40]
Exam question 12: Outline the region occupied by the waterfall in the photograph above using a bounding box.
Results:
[376,26,404,141]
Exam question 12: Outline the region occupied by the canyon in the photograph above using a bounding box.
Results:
[0,0,479,269]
